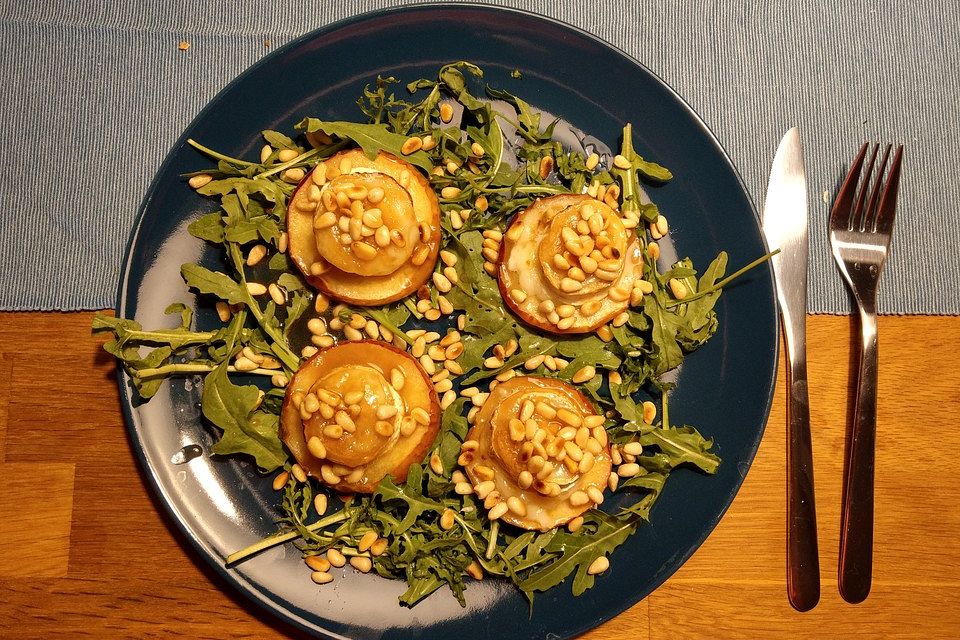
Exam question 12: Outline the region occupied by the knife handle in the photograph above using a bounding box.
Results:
[785,341,821,611]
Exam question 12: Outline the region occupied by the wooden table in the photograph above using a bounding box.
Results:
[1,312,957,638]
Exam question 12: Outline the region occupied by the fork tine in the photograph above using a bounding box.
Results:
[865,144,892,232]
[853,144,880,231]
[831,142,869,230]
[874,145,904,235]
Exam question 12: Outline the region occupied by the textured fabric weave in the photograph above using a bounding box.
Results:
[0,0,955,313]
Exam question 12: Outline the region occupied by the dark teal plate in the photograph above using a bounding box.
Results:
[116,4,778,638]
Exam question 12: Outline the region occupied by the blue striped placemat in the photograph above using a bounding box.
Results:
[1,0,955,313]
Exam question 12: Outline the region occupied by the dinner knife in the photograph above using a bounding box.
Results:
[761,128,821,612]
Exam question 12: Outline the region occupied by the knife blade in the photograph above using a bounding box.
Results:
[761,127,821,612]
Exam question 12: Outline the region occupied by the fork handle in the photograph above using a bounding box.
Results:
[839,306,878,603]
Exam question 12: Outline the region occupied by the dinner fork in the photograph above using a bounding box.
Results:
[829,142,904,604]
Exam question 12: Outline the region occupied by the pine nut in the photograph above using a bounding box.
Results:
[669,278,687,299]
[370,538,388,556]
[441,186,461,199]
[613,154,631,169]
[539,155,554,179]
[311,571,334,585]
[327,548,347,568]
[283,167,305,183]
[585,153,600,171]
[622,441,643,456]
[418,354,436,375]
[246,282,267,296]
[307,436,327,460]
[587,486,605,504]
[411,244,430,266]
[506,496,527,517]
[440,508,457,530]
[347,555,373,573]
[358,531,378,553]
[268,283,286,305]
[439,102,454,123]
[272,471,289,490]
[642,400,657,424]
[432,272,452,292]
[439,250,458,267]
[488,501,509,520]
[306,555,331,572]
[567,516,585,532]
[556,408,582,427]
[465,561,484,580]
[215,301,232,322]
[411,407,431,425]
[587,556,610,575]
[260,145,273,163]
[188,173,213,189]
[245,244,268,267]
[291,463,307,483]
[454,482,474,495]
[618,463,641,477]
[647,241,660,260]
[535,402,557,419]
[401,136,423,155]
[484,356,503,369]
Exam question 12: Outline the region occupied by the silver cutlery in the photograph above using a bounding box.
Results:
[762,127,821,612]
[829,142,904,604]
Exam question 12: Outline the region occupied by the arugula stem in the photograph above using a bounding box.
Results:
[255,148,323,179]
[402,298,423,319]
[661,391,670,429]
[227,244,301,371]
[485,520,499,560]
[187,139,256,167]
[666,250,778,307]
[226,511,351,565]
[132,363,278,380]
[122,329,216,345]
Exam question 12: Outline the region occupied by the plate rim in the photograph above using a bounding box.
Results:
[115,3,780,638]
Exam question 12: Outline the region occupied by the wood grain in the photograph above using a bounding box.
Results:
[0,312,957,638]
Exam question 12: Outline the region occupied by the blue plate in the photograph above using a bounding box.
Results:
[116,4,778,638]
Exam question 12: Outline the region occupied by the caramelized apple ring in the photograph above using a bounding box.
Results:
[280,341,441,493]
[287,149,441,306]
[461,376,612,531]
[499,194,644,333]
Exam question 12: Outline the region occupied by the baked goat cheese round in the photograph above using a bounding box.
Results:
[287,149,441,306]
[460,376,612,531]
[498,194,644,333]
[280,341,441,493]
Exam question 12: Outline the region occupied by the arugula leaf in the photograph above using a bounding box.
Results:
[639,426,720,474]
[298,119,433,172]
[262,129,298,150]
[375,475,445,534]
[201,363,286,471]
[519,511,639,596]
[283,292,310,339]
[188,212,225,243]
[181,264,246,305]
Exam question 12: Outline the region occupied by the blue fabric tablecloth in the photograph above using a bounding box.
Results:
[1,0,956,314]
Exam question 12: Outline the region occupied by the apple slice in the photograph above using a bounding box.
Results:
[461,376,612,531]
[280,340,441,493]
[287,149,441,306]
[498,194,644,334]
